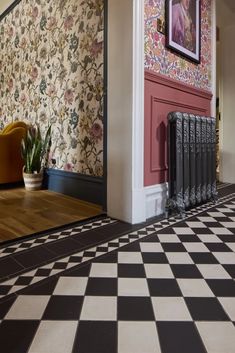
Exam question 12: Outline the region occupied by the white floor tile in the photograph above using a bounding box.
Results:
[220,222,235,228]
[166,252,194,264]
[186,222,207,228]
[197,216,217,222]
[213,252,235,264]
[177,279,214,297]
[183,242,210,253]
[90,263,117,277]
[197,234,222,243]
[215,208,232,213]
[196,322,235,353]
[151,297,192,321]
[158,234,180,243]
[173,228,195,235]
[139,242,163,253]
[80,296,117,320]
[210,228,233,235]
[218,297,235,321]
[118,252,143,264]
[5,295,49,320]
[197,264,231,279]
[118,321,161,353]
[208,211,228,217]
[227,243,235,252]
[53,277,88,295]
[28,321,77,353]
[144,264,174,278]
[118,278,149,296]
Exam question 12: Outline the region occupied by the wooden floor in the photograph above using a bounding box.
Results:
[0,187,103,243]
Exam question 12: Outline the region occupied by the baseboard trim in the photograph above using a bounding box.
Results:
[145,182,168,219]
[45,169,104,206]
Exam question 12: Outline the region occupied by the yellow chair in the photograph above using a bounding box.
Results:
[0,121,27,184]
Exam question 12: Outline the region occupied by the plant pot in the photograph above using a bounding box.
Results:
[23,169,43,191]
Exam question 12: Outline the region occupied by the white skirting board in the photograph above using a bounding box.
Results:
[145,182,168,219]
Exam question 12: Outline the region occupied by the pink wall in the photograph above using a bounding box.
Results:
[144,0,213,186]
[144,70,212,186]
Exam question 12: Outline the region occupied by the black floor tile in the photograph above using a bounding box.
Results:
[63,263,91,277]
[170,264,203,278]
[0,296,16,319]
[148,279,182,297]
[177,235,201,243]
[0,257,24,280]
[218,235,235,242]
[185,297,229,321]
[117,297,155,321]
[20,276,59,295]
[192,228,214,234]
[189,252,219,264]
[141,233,160,242]
[45,238,84,257]
[206,279,235,297]
[223,264,235,278]
[169,222,189,228]
[205,243,233,252]
[14,276,34,285]
[157,321,207,353]
[93,252,118,263]
[72,230,113,247]
[85,278,117,296]
[0,285,12,295]
[73,321,117,353]
[118,264,146,278]
[118,242,141,252]
[42,295,83,320]
[34,268,51,277]
[73,222,135,247]
[158,228,177,234]
[162,243,186,252]
[0,320,39,353]
[13,246,56,269]
[202,222,225,228]
[142,252,168,263]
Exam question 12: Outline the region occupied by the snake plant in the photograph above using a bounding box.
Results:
[21,125,51,174]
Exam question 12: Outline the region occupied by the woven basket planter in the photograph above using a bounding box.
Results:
[23,169,43,191]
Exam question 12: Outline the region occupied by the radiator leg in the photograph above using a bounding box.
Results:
[212,193,218,204]
[178,205,186,219]
[165,199,177,219]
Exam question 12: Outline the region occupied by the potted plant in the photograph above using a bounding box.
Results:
[21,124,51,191]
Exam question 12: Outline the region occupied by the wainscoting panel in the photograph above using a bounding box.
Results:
[45,169,104,207]
[144,69,213,187]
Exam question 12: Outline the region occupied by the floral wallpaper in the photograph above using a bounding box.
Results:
[145,0,212,91]
[0,0,104,176]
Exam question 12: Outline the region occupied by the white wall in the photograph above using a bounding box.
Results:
[107,0,146,223]
[216,0,235,183]
[219,23,235,183]
[0,0,15,15]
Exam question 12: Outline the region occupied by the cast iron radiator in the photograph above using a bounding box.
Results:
[166,112,218,218]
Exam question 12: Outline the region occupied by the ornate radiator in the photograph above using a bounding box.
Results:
[166,112,218,218]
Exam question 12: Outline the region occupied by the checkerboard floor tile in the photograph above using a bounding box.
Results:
[0,217,116,259]
[0,189,235,352]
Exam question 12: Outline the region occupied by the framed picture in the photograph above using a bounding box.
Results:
[165,0,201,64]
[0,0,21,22]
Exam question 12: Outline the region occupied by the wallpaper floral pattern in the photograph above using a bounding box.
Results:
[145,0,212,91]
[0,0,104,176]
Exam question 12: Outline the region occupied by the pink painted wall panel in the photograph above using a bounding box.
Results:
[144,69,212,186]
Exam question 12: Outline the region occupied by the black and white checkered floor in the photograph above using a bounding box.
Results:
[0,184,235,353]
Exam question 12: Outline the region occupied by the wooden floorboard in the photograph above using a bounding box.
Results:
[0,187,103,242]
